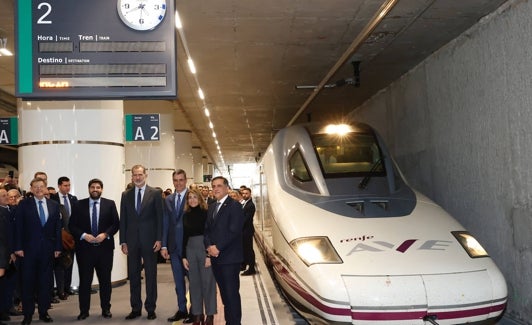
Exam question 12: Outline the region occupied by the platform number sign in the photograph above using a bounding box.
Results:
[0,118,18,145]
[125,114,160,141]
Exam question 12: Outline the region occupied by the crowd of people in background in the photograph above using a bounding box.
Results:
[0,167,257,325]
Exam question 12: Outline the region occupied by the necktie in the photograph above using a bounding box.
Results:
[214,202,221,219]
[176,194,181,213]
[63,195,70,216]
[38,200,46,226]
[136,189,142,214]
[91,201,98,236]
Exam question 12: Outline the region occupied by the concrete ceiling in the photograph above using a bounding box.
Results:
[0,0,508,172]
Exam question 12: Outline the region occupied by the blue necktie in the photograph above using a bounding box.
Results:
[38,200,46,226]
[63,195,70,216]
[136,189,142,214]
[91,201,98,236]
[176,194,181,213]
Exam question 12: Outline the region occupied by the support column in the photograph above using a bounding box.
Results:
[174,130,193,184]
[202,155,209,184]
[192,146,203,186]
[18,100,127,286]
[207,162,215,178]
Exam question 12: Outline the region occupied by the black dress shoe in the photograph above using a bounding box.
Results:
[9,307,24,316]
[58,293,68,300]
[102,310,112,319]
[125,311,141,320]
[167,310,187,322]
[147,312,156,320]
[39,314,53,323]
[241,269,256,276]
[21,316,32,325]
[77,312,89,320]
[183,314,194,323]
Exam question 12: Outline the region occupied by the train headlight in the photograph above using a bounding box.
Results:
[452,231,489,258]
[290,236,343,266]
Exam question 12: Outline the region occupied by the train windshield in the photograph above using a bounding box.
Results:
[312,131,385,177]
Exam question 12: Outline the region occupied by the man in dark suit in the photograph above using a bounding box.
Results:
[0,190,8,277]
[161,169,189,322]
[240,187,257,275]
[204,176,245,325]
[120,165,163,321]
[201,186,216,205]
[15,178,62,325]
[49,176,78,300]
[69,178,119,321]
[0,188,16,323]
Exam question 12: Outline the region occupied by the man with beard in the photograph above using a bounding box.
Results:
[120,165,163,320]
[69,179,119,321]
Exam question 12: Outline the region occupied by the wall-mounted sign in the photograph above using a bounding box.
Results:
[125,114,160,141]
[0,118,19,145]
[16,0,177,99]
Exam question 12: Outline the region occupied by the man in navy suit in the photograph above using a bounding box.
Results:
[204,176,245,325]
[15,178,62,325]
[69,178,119,321]
[49,176,78,300]
[161,169,189,322]
[120,165,163,321]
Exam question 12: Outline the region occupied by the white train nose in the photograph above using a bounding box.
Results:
[343,270,506,324]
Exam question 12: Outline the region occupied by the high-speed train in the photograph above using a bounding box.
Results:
[252,122,507,325]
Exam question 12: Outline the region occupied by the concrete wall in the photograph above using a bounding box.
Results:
[348,1,532,323]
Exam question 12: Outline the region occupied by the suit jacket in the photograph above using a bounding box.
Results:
[204,196,244,265]
[162,190,187,255]
[119,185,163,250]
[50,192,78,230]
[14,197,62,255]
[0,207,9,268]
[242,199,256,236]
[204,197,216,205]
[69,197,119,251]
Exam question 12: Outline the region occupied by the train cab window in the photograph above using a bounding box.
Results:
[289,149,312,182]
[313,132,385,177]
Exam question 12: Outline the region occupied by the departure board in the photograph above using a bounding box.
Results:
[15,0,177,100]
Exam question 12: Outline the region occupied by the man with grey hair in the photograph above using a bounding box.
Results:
[120,165,163,321]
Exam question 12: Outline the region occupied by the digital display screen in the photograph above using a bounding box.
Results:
[15,0,177,100]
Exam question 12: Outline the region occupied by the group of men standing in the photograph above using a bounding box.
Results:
[0,165,256,325]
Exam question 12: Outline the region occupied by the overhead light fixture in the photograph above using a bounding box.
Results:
[175,11,182,29]
[0,38,13,56]
[187,58,196,74]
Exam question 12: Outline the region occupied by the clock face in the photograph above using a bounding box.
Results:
[117,0,167,31]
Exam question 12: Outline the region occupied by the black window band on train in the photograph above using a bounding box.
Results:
[311,131,386,179]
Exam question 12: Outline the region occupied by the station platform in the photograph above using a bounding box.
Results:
[8,243,304,324]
